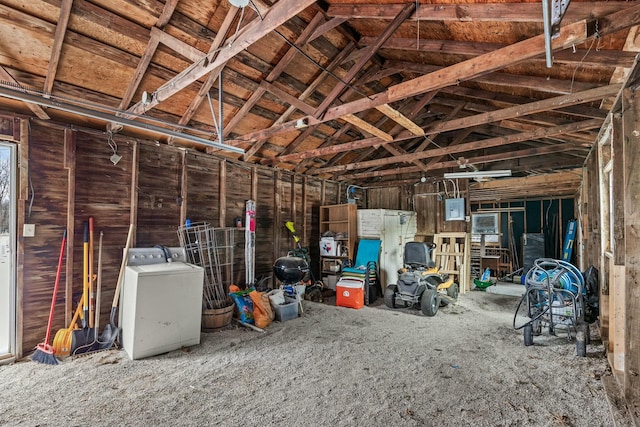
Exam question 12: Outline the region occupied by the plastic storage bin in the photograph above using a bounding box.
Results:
[273,296,299,321]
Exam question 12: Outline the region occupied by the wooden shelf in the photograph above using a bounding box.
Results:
[319,204,357,287]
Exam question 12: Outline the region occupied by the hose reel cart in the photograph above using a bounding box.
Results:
[513,258,599,357]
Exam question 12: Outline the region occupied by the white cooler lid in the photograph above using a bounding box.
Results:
[336,278,364,289]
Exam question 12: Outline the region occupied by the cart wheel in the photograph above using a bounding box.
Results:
[576,330,587,357]
[524,324,534,346]
[421,289,439,317]
[384,285,397,309]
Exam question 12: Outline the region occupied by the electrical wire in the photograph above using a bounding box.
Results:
[569,37,597,93]
[27,121,33,220]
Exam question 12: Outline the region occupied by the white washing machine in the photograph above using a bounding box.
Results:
[120,248,204,360]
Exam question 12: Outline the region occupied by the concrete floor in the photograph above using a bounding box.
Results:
[484,280,526,297]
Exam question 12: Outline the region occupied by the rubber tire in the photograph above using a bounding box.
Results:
[384,285,397,309]
[524,324,534,346]
[421,289,439,317]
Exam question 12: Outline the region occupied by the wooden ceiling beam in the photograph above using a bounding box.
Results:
[114,0,179,115]
[124,0,317,117]
[173,6,241,143]
[268,4,638,147]
[386,60,597,95]
[340,141,586,181]
[360,37,636,68]
[326,2,628,23]
[470,170,582,191]
[375,104,424,136]
[311,118,602,174]
[241,41,356,161]
[269,84,615,166]
[224,11,324,137]
[262,81,316,115]
[0,67,49,119]
[437,86,607,120]
[233,13,605,144]
[43,0,73,96]
[342,114,394,142]
[308,17,348,42]
[260,3,415,165]
[298,92,437,174]
[314,2,415,116]
[422,84,619,136]
[384,20,592,103]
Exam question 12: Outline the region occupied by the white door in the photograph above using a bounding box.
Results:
[0,143,15,360]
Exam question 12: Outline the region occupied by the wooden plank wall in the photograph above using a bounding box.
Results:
[13,117,341,355]
[413,182,438,241]
[185,152,221,225]
[19,123,69,357]
[72,131,136,336]
[136,143,182,246]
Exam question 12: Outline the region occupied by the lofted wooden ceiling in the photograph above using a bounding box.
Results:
[0,0,638,190]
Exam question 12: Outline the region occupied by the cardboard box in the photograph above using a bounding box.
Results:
[320,237,337,256]
[336,278,364,309]
[322,275,338,291]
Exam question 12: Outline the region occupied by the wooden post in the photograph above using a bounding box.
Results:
[219,160,226,228]
[251,166,258,205]
[622,84,640,421]
[274,170,281,257]
[16,118,28,358]
[179,150,187,226]
[290,174,296,236]
[302,176,308,244]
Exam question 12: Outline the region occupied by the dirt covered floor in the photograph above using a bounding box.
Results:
[0,290,630,426]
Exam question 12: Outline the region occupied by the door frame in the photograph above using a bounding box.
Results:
[0,141,16,364]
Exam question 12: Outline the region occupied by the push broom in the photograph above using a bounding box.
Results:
[31,229,67,365]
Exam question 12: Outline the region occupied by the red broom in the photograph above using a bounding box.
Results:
[31,229,67,365]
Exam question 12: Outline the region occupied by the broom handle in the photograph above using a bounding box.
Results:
[44,230,67,345]
[111,224,135,309]
[95,231,103,331]
[89,217,95,328]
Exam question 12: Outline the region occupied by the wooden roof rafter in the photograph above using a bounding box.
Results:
[43,0,73,97]
[0,67,49,120]
[269,84,619,167]
[339,141,588,181]
[361,36,636,69]
[230,13,602,146]
[312,118,602,175]
[241,41,357,161]
[122,0,317,118]
[325,2,629,23]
